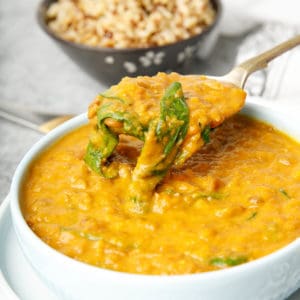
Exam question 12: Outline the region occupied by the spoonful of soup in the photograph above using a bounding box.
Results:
[85,35,300,214]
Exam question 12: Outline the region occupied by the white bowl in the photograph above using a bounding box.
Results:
[10,100,300,300]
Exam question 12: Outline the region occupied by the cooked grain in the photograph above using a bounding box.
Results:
[46,0,215,48]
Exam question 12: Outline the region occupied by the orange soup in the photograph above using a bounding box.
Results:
[22,115,300,274]
[22,73,300,275]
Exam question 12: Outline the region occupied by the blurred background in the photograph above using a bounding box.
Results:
[0,0,300,199]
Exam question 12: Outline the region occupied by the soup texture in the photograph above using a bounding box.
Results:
[22,73,300,275]
[85,72,246,213]
[23,115,300,275]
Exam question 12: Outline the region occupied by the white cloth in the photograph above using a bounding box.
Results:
[220,0,300,108]
[220,0,300,36]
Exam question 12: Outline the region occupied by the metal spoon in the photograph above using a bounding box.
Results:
[210,34,300,88]
[1,35,300,133]
[0,109,73,133]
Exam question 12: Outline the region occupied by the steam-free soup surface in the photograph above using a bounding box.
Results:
[85,73,246,212]
[23,115,300,274]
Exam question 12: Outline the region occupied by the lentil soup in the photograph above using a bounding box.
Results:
[22,114,300,275]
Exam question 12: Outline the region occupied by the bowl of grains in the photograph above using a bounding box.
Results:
[38,0,221,85]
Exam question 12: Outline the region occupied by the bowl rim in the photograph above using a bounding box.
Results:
[37,0,222,53]
[10,99,300,283]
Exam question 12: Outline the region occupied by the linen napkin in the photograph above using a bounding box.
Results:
[220,0,300,110]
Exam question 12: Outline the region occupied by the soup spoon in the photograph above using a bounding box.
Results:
[0,108,73,133]
[210,34,300,88]
[93,34,300,140]
[1,35,300,133]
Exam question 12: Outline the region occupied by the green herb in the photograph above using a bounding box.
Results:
[84,98,145,178]
[61,227,125,249]
[127,82,189,210]
[210,256,248,267]
[201,124,211,144]
[247,212,257,221]
[156,82,189,155]
[97,104,145,140]
[193,192,224,200]
[279,188,291,199]
[99,93,125,103]
[61,227,103,241]
[85,82,189,213]
[84,128,119,178]
[151,169,168,177]
[164,188,176,195]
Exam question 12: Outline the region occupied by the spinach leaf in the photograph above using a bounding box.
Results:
[279,188,291,199]
[201,124,211,144]
[84,132,118,178]
[85,82,190,213]
[127,82,189,212]
[84,100,145,178]
[192,192,224,200]
[97,107,145,141]
[156,82,189,155]
[99,93,126,103]
[210,256,248,267]
[61,227,103,241]
[247,212,257,221]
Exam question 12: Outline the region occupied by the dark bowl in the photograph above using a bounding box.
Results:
[37,0,221,85]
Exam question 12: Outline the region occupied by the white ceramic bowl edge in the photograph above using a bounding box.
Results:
[9,100,300,300]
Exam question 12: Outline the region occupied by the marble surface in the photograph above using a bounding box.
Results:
[0,0,242,201]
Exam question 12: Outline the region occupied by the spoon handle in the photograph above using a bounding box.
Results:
[0,108,73,133]
[0,109,40,132]
[38,115,73,133]
[222,35,300,88]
